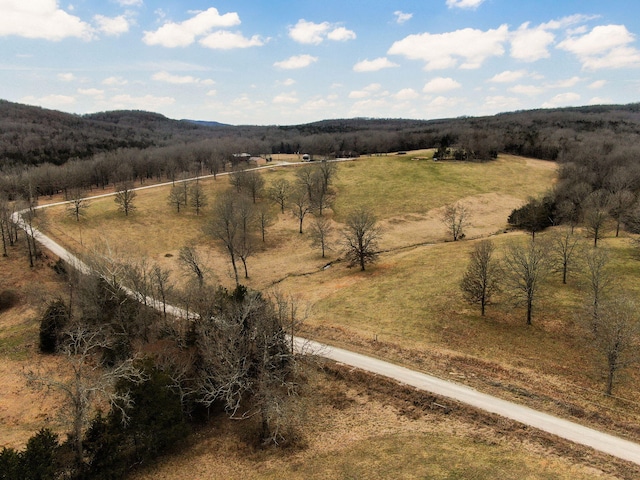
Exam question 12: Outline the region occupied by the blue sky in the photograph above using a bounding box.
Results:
[2,0,640,125]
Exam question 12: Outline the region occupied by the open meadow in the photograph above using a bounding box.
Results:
[15,150,640,477]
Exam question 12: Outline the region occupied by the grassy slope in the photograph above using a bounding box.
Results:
[33,151,640,474]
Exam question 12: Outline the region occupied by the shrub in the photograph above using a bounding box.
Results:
[39,299,69,354]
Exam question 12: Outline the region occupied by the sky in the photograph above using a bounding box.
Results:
[2,0,640,125]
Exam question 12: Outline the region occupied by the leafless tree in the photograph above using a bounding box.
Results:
[114,182,137,216]
[589,295,640,395]
[290,187,311,234]
[502,238,550,325]
[550,227,582,285]
[583,246,615,333]
[168,185,187,213]
[460,240,500,316]
[608,189,635,237]
[67,188,89,222]
[441,201,470,241]
[309,216,332,258]
[343,207,381,271]
[235,195,256,279]
[257,203,274,243]
[178,245,207,288]
[25,324,146,466]
[206,190,241,285]
[189,181,208,215]
[243,170,265,204]
[151,264,172,320]
[583,189,610,247]
[268,178,291,214]
[0,194,11,256]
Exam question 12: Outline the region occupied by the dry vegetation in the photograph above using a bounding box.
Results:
[5,151,640,476]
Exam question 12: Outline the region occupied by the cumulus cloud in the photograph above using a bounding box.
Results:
[394,11,413,25]
[423,77,462,93]
[152,71,214,84]
[488,70,528,83]
[102,76,128,86]
[273,92,299,105]
[392,88,420,100]
[388,25,509,70]
[0,0,94,41]
[542,92,581,108]
[509,84,545,96]
[142,7,241,47]
[353,57,398,72]
[446,0,486,9]
[115,0,143,6]
[288,19,355,44]
[588,80,607,89]
[557,25,640,70]
[348,83,384,99]
[510,22,555,62]
[273,54,318,69]
[93,14,131,36]
[58,73,76,82]
[199,31,264,49]
[21,94,76,108]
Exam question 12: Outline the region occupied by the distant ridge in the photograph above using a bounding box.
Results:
[183,119,232,128]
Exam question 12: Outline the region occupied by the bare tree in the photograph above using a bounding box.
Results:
[168,185,187,213]
[583,189,610,247]
[206,190,241,286]
[608,189,635,237]
[114,182,137,216]
[583,247,615,333]
[243,170,265,204]
[290,187,311,234]
[460,240,500,316]
[189,181,208,215]
[67,188,89,222]
[151,264,173,320]
[589,295,640,395]
[550,227,582,285]
[441,201,470,241]
[268,178,291,214]
[235,195,256,279]
[502,238,550,325]
[309,216,332,258]
[343,207,381,271]
[178,245,207,288]
[0,194,11,256]
[26,324,146,466]
[257,203,274,243]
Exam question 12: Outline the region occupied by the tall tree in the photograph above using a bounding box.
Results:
[441,201,470,241]
[290,187,311,234]
[309,215,332,258]
[583,189,610,247]
[114,182,137,216]
[502,238,550,325]
[67,188,89,222]
[583,246,614,333]
[206,190,242,285]
[178,245,207,289]
[189,181,208,215]
[550,227,581,285]
[268,178,291,214]
[460,240,500,316]
[343,207,381,271]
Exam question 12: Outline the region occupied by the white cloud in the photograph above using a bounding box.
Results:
[93,14,131,36]
[446,0,486,9]
[510,22,555,62]
[280,78,296,86]
[153,71,198,84]
[392,88,420,100]
[58,72,76,82]
[273,92,299,105]
[115,0,143,6]
[557,25,640,70]
[423,77,462,93]
[199,31,264,49]
[509,84,545,96]
[206,89,217,97]
[273,54,318,70]
[0,0,94,41]
[482,95,521,112]
[78,88,104,99]
[288,19,355,44]
[588,80,607,89]
[547,76,581,88]
[488,70,528,83]
[349,83,383,99]
[110,94,175,110]
[588,96,613,104]
[394,11,412,25]
[388,25,509,70]
[21,94,76,108]
[327,26,356,42]
[102,76,128,86]
[142,7,241,47]
[353,57,398,72]
[542,92,581,108]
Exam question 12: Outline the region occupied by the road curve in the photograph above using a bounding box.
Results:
[14,163,640,467]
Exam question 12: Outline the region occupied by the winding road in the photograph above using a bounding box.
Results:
[15,161,640,467]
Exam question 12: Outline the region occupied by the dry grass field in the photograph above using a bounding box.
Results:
[7,150,640,477]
